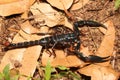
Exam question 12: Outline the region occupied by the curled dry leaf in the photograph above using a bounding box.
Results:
[47,0,73,10]
[30,2,65,27]
[78,64,119,80]
[70,0,89,10]
[0,0,35,16]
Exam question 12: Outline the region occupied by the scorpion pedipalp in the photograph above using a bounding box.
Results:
[85,55,110,63]
[73,51,110,63]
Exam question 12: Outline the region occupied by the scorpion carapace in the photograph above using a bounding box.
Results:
[2,20,109,63]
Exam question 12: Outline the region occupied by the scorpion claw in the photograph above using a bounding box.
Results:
[74,51,110,63]
[86,55,110,63]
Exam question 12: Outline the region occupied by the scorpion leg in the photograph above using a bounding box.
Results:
[73,20,107,29]
[47,49,56,57]
[74,51,110,63]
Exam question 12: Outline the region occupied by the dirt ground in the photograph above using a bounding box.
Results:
[0,0,120,78]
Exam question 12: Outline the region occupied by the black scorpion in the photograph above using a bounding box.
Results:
[3,20,109,63]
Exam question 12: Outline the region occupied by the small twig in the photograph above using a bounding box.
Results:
[60,0,77,22]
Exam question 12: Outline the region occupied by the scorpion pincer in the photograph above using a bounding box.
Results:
[2,20,109,63]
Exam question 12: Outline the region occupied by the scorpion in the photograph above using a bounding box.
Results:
[2,20,109,63]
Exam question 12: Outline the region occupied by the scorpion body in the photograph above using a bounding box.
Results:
[3,20,109,63]
[3,32,79,51]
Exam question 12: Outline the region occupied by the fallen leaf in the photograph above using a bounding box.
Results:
[47,0,73,10]
[64,17,73,30]
[30,2,65,27]
[20,11,41,34]
[0,0,35,16]
[0,30,28,72]
[19,40,41,80]
[70,0,89,10]
[0,0,18,4]
[78,64,119,80]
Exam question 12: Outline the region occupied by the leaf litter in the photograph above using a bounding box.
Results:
[0,0,119,80]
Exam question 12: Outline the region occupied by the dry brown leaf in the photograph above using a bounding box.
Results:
[0,30,28,72]
[30,2,65,27]
[29,0,36,5]
[47,0,73,10]
[0,0,18,4]
[64,17,73,30]
[19,39,41,80]
[78,64,119,80]
[21,11,42,34]
[0,0,35,16]
[21,21,41,34]
[70,0,89,10]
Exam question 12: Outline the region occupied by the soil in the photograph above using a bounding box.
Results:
[0,0,120,79]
